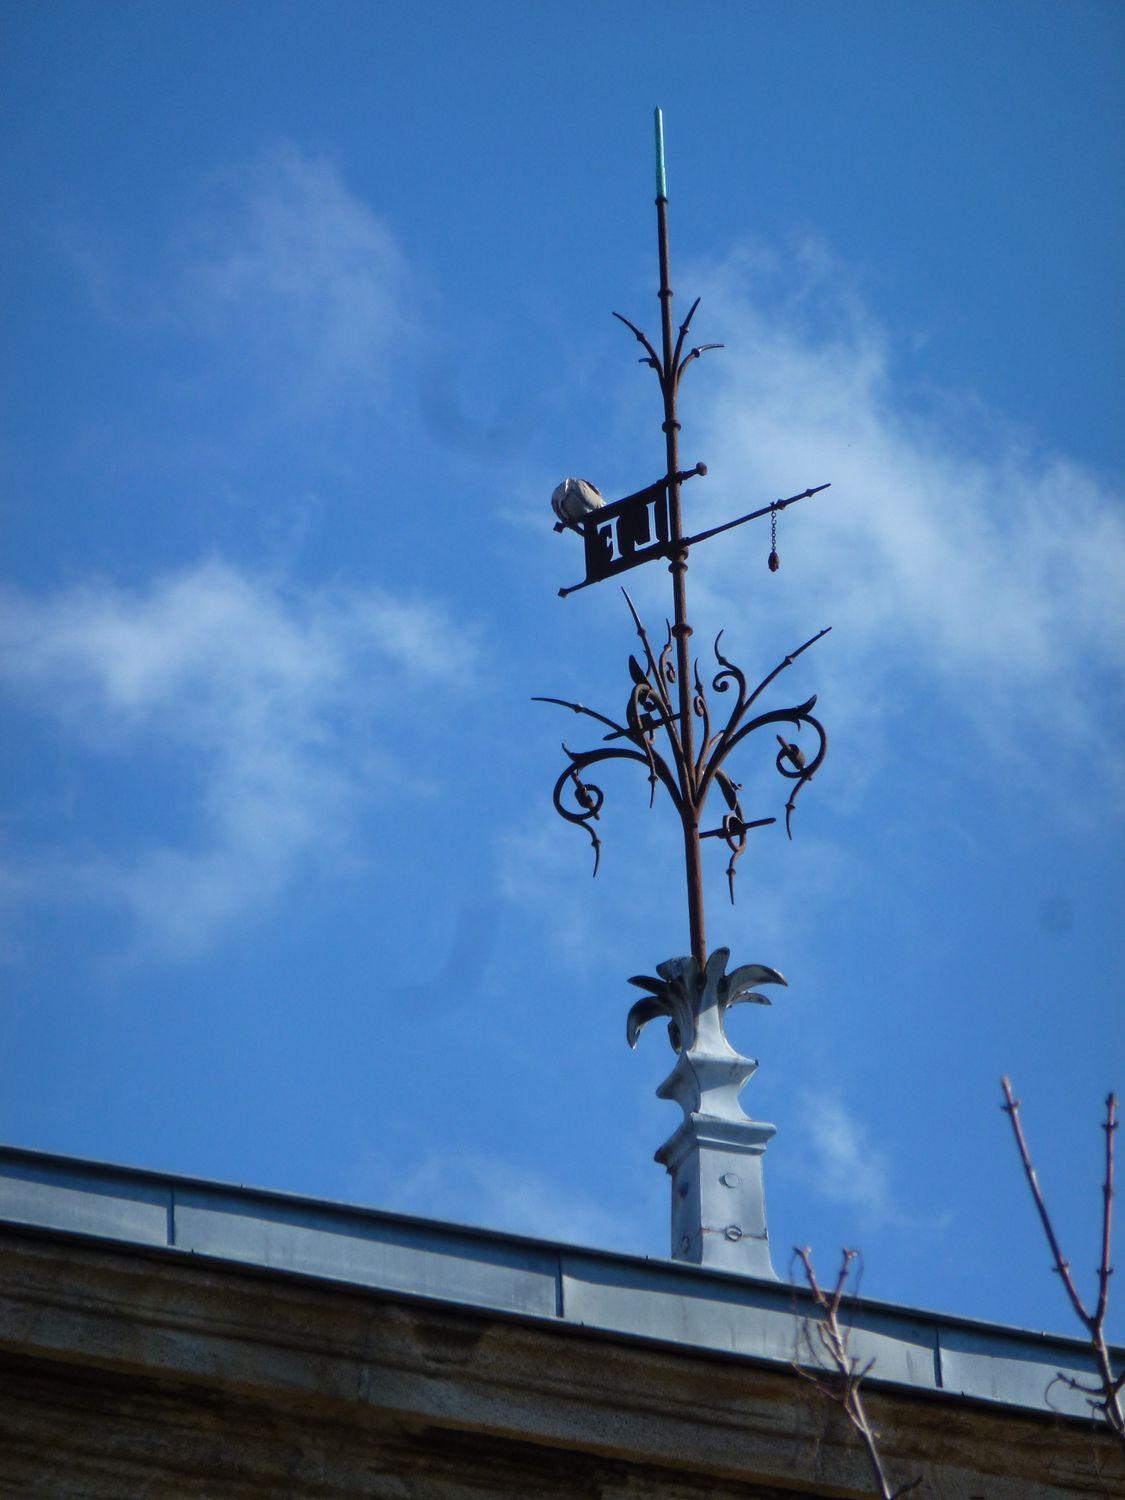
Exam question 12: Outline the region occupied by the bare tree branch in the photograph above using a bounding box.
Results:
[792,1247,921,1499]
[1000,1078,1124,1446]
[1097,1089,1117,1331]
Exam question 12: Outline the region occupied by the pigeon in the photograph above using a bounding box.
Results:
[551,477,605,524]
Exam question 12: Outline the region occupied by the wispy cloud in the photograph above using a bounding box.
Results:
[505,236,1124,958]
[0,560,475,959]
[792,1093,904,1227]
[171,147,411,411]
[673,239,1125,794]
[368,1148,633,1252]
[66,145,412,427]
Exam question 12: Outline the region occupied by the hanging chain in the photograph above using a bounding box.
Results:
[768,502,780,572]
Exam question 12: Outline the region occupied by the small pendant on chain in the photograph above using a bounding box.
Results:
[768,503,780,571]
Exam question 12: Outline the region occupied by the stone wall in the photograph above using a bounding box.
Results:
[0,1228,1119,1498]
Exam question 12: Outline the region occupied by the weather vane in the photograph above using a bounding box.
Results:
[536,111,834,1277]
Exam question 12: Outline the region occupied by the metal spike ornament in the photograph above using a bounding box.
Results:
[535,112,834,1278]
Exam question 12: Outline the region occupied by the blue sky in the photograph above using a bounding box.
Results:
[2,1,1123,1345]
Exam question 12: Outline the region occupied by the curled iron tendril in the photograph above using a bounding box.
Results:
[551,754,605,876]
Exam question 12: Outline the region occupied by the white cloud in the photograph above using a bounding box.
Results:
[793,1094,902,1227]
[674,241,1125,791]
[370,1148,630,1252]
[509,238,1124,944]
[65,145,412,422]
[170,147,411,412]
[0,560,475,958]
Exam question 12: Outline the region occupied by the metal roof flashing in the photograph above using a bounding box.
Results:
[1,1142,1119,1423]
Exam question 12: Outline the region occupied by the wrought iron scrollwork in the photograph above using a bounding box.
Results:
[540,126,832,969]
[613,293,724,398]
[534,592,828,901]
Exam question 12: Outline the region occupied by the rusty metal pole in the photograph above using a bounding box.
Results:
[654,110,706,966]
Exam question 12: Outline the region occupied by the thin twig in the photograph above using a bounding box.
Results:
[1000,1078,1124,1445]
[1096,1092,1117,1329]
[792,1247,921,1499]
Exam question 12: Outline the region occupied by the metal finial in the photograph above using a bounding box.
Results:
[654,107,667,200]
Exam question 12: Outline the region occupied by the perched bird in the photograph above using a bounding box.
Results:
[551,477,605,524]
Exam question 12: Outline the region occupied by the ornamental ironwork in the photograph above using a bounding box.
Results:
[536,110,832,969]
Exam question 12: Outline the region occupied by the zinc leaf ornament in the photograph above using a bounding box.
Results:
[627,951,787,1056]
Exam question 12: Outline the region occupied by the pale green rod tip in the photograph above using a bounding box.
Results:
[654,107,667,198]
